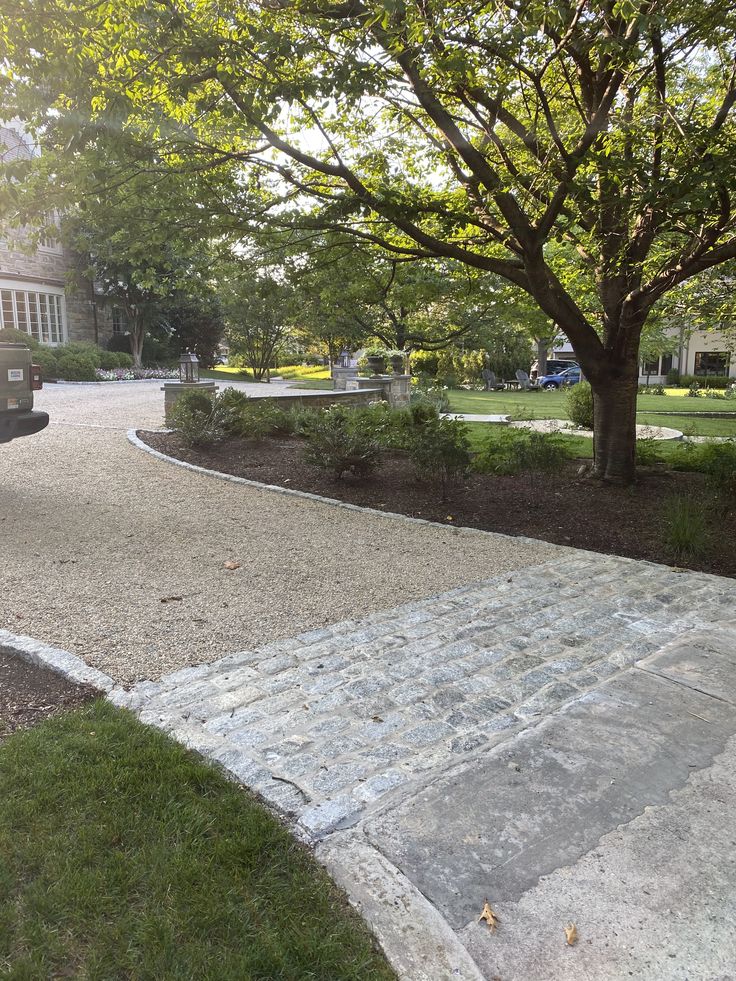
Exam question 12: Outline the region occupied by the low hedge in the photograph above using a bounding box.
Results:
[678,374,733,389]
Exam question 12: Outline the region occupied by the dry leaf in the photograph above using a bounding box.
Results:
[564,923,578,946]
[223,560,241,570]
[160,595,183,603]
[478,900,500,932]
[446,515,454,521]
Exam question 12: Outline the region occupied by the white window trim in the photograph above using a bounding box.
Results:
[0,278,68,345]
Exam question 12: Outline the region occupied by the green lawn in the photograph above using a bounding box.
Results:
[0,702,394,980]
[201,365,333,390]
[448,388,736,437]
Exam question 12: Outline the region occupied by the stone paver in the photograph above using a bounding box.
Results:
[113,550,736,838]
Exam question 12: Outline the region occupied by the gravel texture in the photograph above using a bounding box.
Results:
[0,382,562,682]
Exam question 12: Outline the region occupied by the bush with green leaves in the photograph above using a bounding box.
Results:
[169,389,232,446]
[474,427,567,476]
[679,374,731,389]
[635,438,662,466]
[668,440,736,496]
[666,368,681,385]
[661,494,710,564]
[566,381,594,429]
[303,405,381,479]
[98,350,133,370]
[31,346,59,379]
[403,415,470,492]
[55,352,97,381]
[232,399,294,440]
[410,384,449,413]
[0,327,40,349]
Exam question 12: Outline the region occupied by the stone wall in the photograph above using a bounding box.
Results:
[0,242,98,345]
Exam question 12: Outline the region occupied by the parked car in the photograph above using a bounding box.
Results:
[538,365,582,389]
[0,342,48,443]
[530,359,578,381]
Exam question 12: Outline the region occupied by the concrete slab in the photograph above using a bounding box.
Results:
[364,667,736,932]
[637,630,736,705]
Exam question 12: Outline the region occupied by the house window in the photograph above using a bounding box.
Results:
[694,351,730,376]
[111,307,129,334]
[0,286,65,345]
[37,213,62,254]
[642,358,659,374]
[660,354,673,375]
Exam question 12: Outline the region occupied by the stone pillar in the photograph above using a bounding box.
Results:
[161,381,218,425]
[345,374,411,408]
[331,366,359,390]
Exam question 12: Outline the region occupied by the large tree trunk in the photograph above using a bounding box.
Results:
[130,321,145,368]
[590,362,639,483]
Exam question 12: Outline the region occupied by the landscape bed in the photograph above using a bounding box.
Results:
[140,430,736,578]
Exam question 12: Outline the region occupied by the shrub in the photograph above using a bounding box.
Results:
[474,427,568,476]
[410,385,449,414]
[404,416,470,493]
[98,350,134,370]
[678,374,731,390]
[55,352,97,381]
[61,341,103,367]
[636,438,662,466]
[169,389,231,446]
[666,368,681,386]
[668,440,736,496]
[233,399,293,441]
[0,327,40,349]
[687,381,700,397]
[303,406,380,479]
[637,383,665,395]
[661,494,710,564]
[32,346,60,379]
[566,381,594,429]
[695,441,736,497]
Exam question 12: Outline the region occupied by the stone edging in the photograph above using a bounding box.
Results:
[127,428,564,550]
[0,628,117,693]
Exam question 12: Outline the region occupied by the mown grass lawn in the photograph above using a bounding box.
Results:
[448,388,736,437]
[201,365,334,390]
[0,701,394,981]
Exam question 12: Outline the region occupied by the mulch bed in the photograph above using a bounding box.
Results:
[0,648,98,741]
[141,431,736,578]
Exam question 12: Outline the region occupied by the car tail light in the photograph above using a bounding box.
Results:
[31,364,43,390]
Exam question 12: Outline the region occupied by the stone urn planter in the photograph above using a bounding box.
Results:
[390,353,405,374]
[367,354,386,375]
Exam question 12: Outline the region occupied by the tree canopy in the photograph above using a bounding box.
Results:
[3,0,736,478]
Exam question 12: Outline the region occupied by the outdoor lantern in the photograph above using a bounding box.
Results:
[179,351,199,384]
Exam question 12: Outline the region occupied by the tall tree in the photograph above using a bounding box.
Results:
[222,269,294,380]
[291,241,496,353]
[4,1,736,479]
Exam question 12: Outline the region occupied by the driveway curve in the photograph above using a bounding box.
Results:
[0,382,562,682]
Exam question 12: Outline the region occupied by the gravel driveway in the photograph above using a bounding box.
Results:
[0,382,562,682]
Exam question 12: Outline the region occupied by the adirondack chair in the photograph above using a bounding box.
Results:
[515,369,536,390]
[481,368,504,391]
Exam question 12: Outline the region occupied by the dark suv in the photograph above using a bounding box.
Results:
[0,342,49,443]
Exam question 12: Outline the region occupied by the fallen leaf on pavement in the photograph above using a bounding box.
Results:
[223,560,241,570]
[479,900,500,932]
[564,923,578,946]
[160,596,183,603]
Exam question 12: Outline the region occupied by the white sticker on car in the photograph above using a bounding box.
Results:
[8,369,24,382]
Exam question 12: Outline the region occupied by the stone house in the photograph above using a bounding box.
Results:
[0,123,120,348]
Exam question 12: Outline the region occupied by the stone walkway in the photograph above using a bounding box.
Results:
[112,550,736,839]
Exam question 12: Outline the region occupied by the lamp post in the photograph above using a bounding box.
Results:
[179,351,200,384]
[163,351,215,424]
